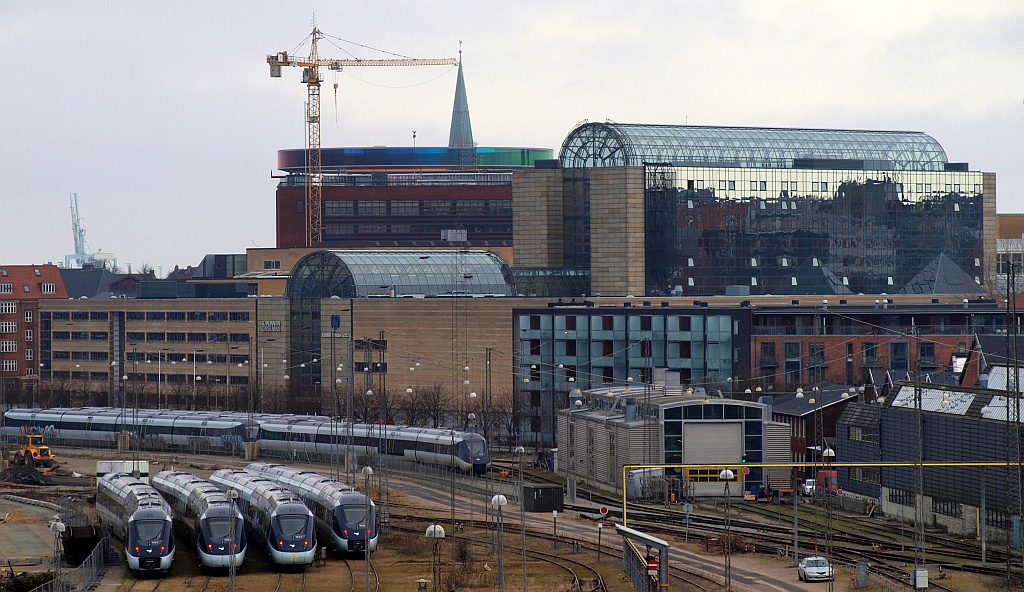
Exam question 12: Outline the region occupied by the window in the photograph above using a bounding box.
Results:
[263,260,281,270]
[90,311,109,321]
[0,284,12,294]
[0,341,15,352]
[850,467,879,485]
[24,310,33,323]
[2,359,16,372]
[820,182,828,193]
[25,329,33,342]
[1,322,16,333]
[146,312,166,321]
[230,312,250,322]
[127,311,145,321]
[728,181,735,190]
[167,312,186,322]
[849,425,879,444]
[209,312,229,322]
[0,302,16,314]
[40,283,56,294]
[759,181,767,191]
[750,181,757,191]
[888,489,915,506]
[25,348,33,361]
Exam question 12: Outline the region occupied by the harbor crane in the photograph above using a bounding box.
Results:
[267,28,456,246]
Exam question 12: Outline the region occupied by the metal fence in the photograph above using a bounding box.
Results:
[27,537,110,592]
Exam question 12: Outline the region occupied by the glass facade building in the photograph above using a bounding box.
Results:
[513,123,995,298]
[514,305,751,445]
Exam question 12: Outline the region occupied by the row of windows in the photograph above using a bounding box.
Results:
[323,200,512,216]
[695,179,983,196]
[48,312,108,321]
[323,223,512,236]
[45,311,250,322]
[0,283,55,294]
[849,425,879,444]
[850,466,880,485]
[46,370,250,384]
[54,332,252,344]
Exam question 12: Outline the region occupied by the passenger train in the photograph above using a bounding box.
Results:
[208,469,317,568]
[3,407,491,475]
[96,473,176,574]
[257,420,491,475]
[244,463,377,554]
[152,470,248,568]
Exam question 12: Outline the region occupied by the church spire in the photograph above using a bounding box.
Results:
[448,43,475,161]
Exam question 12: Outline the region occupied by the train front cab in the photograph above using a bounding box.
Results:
[126,510,175,573]
[266,506,317,566]
[331,501,377,553]
[461,432,490,476]
[197,507,247,568]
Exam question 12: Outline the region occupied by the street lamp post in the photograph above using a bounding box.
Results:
[362,466,373,592]
[721,468,735,591]
[514,445,527,592]
[491,494,508,592]
[426,524,445,592]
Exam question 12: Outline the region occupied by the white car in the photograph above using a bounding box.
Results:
[798,556,834,582]
[802,479,816,496]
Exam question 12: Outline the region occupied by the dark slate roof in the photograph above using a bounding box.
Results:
[976,335,1024,370]
[771,257,852,295]
[837,402,880,429]
[898,253,984,295]
[770,382,861,417]
[59,267,122,299]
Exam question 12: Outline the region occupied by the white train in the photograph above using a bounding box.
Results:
[245,463,377,554]
[208,469,317,568]
[257,420,491,475]
[3,407,491,475]
[96,473,175,574]
[152,470,248,568]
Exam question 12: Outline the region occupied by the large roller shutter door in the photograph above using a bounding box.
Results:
[684,422,742,496]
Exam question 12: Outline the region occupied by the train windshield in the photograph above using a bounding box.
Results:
[459,434,487,458]
[340,505,369,525]
[133,520,166,542]
[274,515,310,537]
[207,517,233,539]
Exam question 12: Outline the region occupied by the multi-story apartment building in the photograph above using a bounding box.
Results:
[0,264,68,409]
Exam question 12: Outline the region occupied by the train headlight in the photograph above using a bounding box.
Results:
[208,544,213,550]
[278,540,284,548]
[160,546,165,552]
[134,546,140,553]
[303,540,308,547]
[342,528,348,536]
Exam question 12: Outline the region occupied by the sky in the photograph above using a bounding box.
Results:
[2,2,1023,277]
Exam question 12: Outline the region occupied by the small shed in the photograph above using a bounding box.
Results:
[522,483,563,513]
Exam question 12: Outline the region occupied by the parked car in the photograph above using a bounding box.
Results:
[798,556,834,582]
[802,478,816,496]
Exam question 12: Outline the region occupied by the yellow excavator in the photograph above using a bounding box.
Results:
[13,434,56,468]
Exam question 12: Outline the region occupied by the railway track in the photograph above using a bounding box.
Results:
[340,556,379,592]
[274,570,307,592]
[125,576,163,592]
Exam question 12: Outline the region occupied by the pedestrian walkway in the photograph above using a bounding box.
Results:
[91,561,125,592]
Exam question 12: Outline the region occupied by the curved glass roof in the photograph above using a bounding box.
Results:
[559,122,948,171]
[287,250,515,299]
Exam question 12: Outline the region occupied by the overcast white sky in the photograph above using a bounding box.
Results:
[2,2,1022,276]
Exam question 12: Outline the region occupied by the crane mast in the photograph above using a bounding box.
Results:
[268,28,457,245]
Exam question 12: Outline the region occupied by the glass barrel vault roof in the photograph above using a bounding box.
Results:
[287,250,515,299]
[559,122,948,171]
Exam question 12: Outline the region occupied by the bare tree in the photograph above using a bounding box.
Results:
[395,385,427,426]
[421,382,451,428]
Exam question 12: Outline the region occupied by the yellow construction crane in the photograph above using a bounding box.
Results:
[268,28,457,246]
